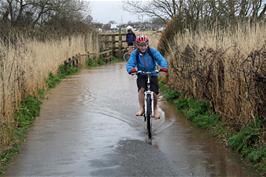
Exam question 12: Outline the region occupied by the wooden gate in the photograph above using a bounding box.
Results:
[98,29,127,62]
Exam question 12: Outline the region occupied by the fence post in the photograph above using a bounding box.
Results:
[118,28,122,57]
[112,35,115,56]
[96,32,100,58]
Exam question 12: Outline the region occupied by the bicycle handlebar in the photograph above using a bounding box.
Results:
[130,69,167,75]
[130,70,159,75]
[136,70,159,75]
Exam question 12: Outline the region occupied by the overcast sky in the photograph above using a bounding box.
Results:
[89,0,148,24]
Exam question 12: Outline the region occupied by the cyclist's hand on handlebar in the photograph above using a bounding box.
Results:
[160,68,168,76]
[159,68,168,73]
[159,68,168,82]
[159,68,168,76]
[129,68,137,74]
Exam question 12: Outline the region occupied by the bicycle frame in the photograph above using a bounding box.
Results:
[136,70,159,140]
[144,74,154,117]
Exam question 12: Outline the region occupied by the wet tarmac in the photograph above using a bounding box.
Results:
[4,63,260,176]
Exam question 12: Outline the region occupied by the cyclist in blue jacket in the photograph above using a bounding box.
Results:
[126,35,168,119]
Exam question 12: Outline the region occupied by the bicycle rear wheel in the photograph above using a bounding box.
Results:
[146,94,152,139]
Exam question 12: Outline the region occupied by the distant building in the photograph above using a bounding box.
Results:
[126,25,133,30]
[98,28,103,32]
[110,24,118,31]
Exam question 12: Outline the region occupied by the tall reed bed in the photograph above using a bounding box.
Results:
[165,23,266,127]
[0,32,98,148]
[173,23,266,55]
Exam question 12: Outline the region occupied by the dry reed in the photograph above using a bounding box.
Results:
[166,23,266,127]
[0,32,98,148]
[175,23,266,55]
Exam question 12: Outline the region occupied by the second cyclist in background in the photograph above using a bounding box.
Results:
[126,27,136,54]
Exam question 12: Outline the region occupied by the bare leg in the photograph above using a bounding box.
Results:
[154,94,160,119]
[136,88,145,116]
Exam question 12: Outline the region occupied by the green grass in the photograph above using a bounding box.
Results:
[86,57,105,67]
[159,82,181,100]
[46,64,79,88]
[173,97,219,129]
[0,63,80,176]
[229,119,261,152]
[110,56,124,63]
[0,95,41,176]
[86,56,124,68]
[0,144,19,175]
[1,56,122,175]
[160,82,266,174]
[228,118,266,170]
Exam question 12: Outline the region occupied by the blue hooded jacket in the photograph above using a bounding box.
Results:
[126,47,168,76]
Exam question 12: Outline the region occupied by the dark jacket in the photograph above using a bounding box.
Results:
[126,32,136,44]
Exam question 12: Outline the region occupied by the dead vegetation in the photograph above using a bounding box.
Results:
[161,23,266,129]
[0,32,98,148]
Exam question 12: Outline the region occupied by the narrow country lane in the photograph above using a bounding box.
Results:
[5,63,259,177]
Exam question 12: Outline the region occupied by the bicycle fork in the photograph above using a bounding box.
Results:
[144,75,154,118]
[144,91,154,117]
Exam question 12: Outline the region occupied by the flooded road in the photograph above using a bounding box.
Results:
[5,63,259,176]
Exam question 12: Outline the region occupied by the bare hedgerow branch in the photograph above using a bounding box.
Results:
[0,0,91,30]
[123,0,172,23]
[124,0,265,33]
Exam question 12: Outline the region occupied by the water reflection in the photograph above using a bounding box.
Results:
[4,63,260,177]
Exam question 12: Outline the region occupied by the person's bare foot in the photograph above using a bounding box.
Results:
[136,108,144,116]
[154,109,160,119]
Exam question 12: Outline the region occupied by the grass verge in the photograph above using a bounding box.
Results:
[0,56,122,175]
[86,57,105,67]
[0,64,79,176]
[86,56,124,68]
[160,81,266,175]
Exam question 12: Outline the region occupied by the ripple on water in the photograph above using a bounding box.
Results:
[87,105,176,141]
[76,89,96,105]
[88,106,141,128]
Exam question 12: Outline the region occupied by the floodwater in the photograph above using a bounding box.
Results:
[5,63,260,176]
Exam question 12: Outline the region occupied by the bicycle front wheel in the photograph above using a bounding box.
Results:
[146,94,152,139]
[123,52,130,61]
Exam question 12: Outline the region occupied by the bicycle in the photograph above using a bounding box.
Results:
[134,70,159,140]
[123,46,134,61]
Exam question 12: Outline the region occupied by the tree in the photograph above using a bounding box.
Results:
[123,0,266,32]
[123,0,178,23]
[83,14,93,25]
[0,0,91,28]
[151,17,165,26]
